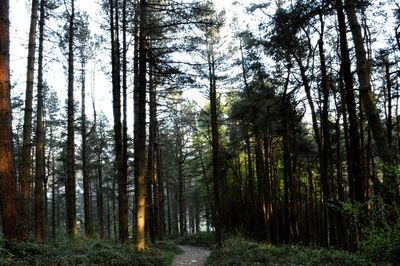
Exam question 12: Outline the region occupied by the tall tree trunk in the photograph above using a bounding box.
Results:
[121,0,129,243]
[156,135,166,239]
[109,0,128,242]
[177,154,186,236]
[34,0,45,242]
[146,66,156,241]
[318,14,331,247]
[146,64,162,241]
[254,131,267,237]
[80,56,92,238]
[65,0,77,239]
[384,58,393,146]
[135,0,148,250]
[51,156,56,239]
[97,150,104,239]
[96,110,105,239]
[345,0,399,206]
[336,0,364,205]
[208,44,222,246]
[20,0,39,241]
[0,0,17,241]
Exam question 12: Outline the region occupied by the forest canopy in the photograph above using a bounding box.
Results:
[0,0,399,263]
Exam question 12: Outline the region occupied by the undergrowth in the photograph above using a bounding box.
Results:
[175,232,215,248]
[360,222,400,264]
[205,235,369,266]
[0,238,181,266]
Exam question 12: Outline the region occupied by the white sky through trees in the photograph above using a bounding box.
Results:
[9,0,262,124]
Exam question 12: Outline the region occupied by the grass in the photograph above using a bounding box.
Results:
[205,235,370,266]
[0,238,182,266]
[175,232,215,248]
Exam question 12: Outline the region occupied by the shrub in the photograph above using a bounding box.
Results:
[0,238,181,265]
[206,235,368,266]
[360,222,400,264]
[175,232,215,248]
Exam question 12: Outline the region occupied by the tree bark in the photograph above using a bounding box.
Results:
[34,0,46,242]
[20,0,39,241]
[80,56,92,238]
[336,0,364,204]
[0,0,17,241]
[318,14,332,247]
[65,0,77,239]
[208,42,222,246]
[121,0,129,242]
[345,0,399,206]
[135,0,148,250]
[156,134,165,239]
[109,0,128,242]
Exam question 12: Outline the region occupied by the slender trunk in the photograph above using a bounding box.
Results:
[112,174,117,239]
[146,66,155,241]
[132,0,139,241]
[51,156,56,239]
[0,0,17,241]
[65,0,77,239]
[166,181,171,236]
[336,0,363,204]
[208,45,222,246]
[156,134,165,239]
[178,157,186,236]
[345,0,399,206]
[97,151,104,239]
[109,0,127,242]
[335,110,345,248]
[81,57,92,238]
[43,171,48,239]
[199,147,213,232]
[135,0,148,250]
[319,14,331,246]
[384,59,393,146]
[254,131,267,237]
[34,0,45,241]
[107,182,111,239]
[121,0,129,242]
[20,0,39,241]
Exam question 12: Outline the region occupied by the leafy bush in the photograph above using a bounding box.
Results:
[175,232,215,248]
[206,236,368,266]
[360,222,400,264]
[0,239,181,265]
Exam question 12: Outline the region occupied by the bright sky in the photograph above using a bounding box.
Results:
[9,0,263,123]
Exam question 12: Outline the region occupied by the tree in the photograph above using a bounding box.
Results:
[108,0,128,242]
[191,1,226,245]
[345,0,399,207]
[0,0,17,241]
[76,11,93,238]
[65,0,77,239]
[20,0,39,241]
[135,0,148,250]
[34,0,46,242]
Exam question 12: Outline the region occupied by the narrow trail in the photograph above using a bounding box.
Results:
[172,245,211,266]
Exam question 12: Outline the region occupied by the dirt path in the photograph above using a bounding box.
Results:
[172,245,211,266]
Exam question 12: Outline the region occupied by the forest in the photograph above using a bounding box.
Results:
[0,0,400,265]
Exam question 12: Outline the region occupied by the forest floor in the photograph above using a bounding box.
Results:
[172,245,211,266]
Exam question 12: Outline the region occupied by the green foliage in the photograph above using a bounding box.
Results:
[205,236,368,266]
[360,222,400,264]
[152,240,184,265]
[175,232,215,248]
[0,239,181,266]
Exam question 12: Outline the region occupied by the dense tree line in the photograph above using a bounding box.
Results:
[0,0,399,253]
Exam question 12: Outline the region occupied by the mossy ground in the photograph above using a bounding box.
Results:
[174,232,395,265]
[204,236,369,266]
[0,238,181,266]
